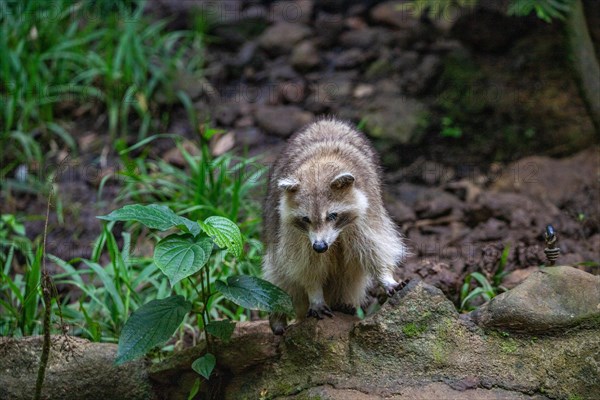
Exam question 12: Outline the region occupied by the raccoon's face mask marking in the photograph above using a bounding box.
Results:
[279,172,366,254]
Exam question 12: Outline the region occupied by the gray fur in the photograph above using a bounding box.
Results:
[262,118,406,334]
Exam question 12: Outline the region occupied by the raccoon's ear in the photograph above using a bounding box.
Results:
[278,177,299,192]
[330,173,355,190]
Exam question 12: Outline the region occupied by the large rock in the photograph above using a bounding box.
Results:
[0,336,152,400]
[470,266,600,333]
[361,95,428,145]
[491,147,600,224]
[223,280,599,399]
[3,279,598,399]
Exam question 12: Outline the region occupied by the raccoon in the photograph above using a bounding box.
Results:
[262,118,406,335]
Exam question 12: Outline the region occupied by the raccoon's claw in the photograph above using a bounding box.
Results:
[383,279,410,297]
[307,303,333,319]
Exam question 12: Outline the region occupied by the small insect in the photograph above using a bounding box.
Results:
[544,224,560,266]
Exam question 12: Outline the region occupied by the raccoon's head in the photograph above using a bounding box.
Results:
[278,171,368,253]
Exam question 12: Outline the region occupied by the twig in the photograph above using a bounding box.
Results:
[34,187,53,400]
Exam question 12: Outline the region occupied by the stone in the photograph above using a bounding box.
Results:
[313,11,344,48]
[339,28,379,49]
[4,280,599,399]
[254,105,314,137]
[491,147,600,222]
[0,336,151,400]
[361,95,429,145]
[258,22,312,55]
[334,48,367,69]
[352,83,374,99]
[470,266,600,332]
[278,80,307,103]
[290,40,321,71]
[370,1,420,30]
[233,127,268,148]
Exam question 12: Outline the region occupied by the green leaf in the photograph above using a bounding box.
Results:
[154,234,213,286]
[98,204,200,236]
[192,353,216,380]
[115,295,191,365]
[199,216,242,258]
[460,287,485,310]
[206,320,236,342]
[215,276,293,315]
[187,378,201,400]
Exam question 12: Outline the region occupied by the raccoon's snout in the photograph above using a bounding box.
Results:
[312,241,328,253]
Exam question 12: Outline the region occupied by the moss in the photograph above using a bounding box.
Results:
[500,338,518,354]
[402,323,427,337]
[431,340,448,365]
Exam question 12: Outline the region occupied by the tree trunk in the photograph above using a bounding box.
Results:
[566,0,600,135]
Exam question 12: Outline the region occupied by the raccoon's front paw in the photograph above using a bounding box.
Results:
[383,279,410,297]
[307,303,333,319]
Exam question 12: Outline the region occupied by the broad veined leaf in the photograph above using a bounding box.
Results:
[206,320,236,342]
[98,204,200,236]
[199,216,242,258]
[215,276,293,315]
[115,295,191,365]
[154,234,213,285]
[192,353,216,380]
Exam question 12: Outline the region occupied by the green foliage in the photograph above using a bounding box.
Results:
[440,117,463,138]
[199,217,244,259]
[192,353,216,380]
[154,234,213,286]
[99,204,201,236]
[406,0,573,22]
[52,225,163,341]
[507,0,572,22]
[116,295,192,365]
[460,245,510,311]
[401,0,478,18]
[110,135,266,281]
[0,0,204,178]
[97,204,292,378]
[0,215,42,336]
[216,276,294,315]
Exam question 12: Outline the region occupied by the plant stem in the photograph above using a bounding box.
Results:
[191,272,212,351]
[34,187,53,400]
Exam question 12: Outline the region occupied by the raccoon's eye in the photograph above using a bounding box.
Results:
[326,213,338,221]
[302,216,311,223]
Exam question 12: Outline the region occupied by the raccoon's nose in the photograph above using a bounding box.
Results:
[312,241,328,253]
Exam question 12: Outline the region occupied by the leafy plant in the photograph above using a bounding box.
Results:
[460,245,510,311]
[0,214,44,336]
[507,0,572,22]
[104,134,267,304]
[0,0,205,181]
[97,204,293,381]
[51,223,163,342]
[405,0,572,21]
